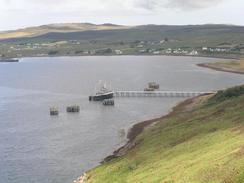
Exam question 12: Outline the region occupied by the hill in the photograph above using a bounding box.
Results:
[1,24,244,58]
[78,85,244,183]
[2,24,244,47]
[0,23,128,40]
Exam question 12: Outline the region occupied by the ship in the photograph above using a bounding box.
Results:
[89,83,114,101]
[0,59,19,63]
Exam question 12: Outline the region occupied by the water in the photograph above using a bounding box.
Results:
[0,56,243,183]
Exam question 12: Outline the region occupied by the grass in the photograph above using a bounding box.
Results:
[206,59,244,73]
[0,23,127,40]
[84,86,244,183]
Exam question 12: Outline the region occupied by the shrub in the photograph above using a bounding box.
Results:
[209,85,244,104]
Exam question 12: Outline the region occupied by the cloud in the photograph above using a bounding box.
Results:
[132,0,227,11]
[134,0,158,10]
[0,0,227,12]
[0,0,242,31]
[166,0,226,10]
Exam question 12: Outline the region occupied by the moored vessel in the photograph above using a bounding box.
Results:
[89,83,114,101]
[0,59,19,63]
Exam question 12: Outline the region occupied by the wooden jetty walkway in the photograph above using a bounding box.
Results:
[114,91,216,98]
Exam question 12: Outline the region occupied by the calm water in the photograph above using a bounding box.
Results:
[0,56,243,183]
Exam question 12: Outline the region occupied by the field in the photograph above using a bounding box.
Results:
[199,59,244,74]
[81,86,244,183]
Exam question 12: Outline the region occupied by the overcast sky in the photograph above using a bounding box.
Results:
[0,0,243,31]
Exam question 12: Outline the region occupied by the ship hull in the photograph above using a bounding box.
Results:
[89,92,114,101]
[0,59,19,63]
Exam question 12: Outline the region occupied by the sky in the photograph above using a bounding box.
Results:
[0,0,244,31]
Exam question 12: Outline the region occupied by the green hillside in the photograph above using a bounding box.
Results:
[3,24,244,47]
[83,85,244,183]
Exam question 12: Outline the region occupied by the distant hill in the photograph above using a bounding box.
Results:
[1,24,244,47]
[0,23,129,40]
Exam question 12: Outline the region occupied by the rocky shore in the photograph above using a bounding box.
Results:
[73,173,87,183]
[73,93,211,183]
[103,94,210,162]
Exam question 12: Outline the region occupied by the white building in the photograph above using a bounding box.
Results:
[166,48,172,54]
[115,50,123,55]
[188,50,198,55]
[160,40,165,44]
[153,51,160,55]
[202,47,208,51]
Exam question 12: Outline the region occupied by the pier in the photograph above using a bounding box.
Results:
[50,107,59,116]
[114,91,216,98]
[103,99,115,106]
[66,105,80,113]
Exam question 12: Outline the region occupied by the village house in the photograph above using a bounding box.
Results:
[139,49,147,53]
[137,44,144,48]
[188,50,198,55]
[115,50,123,55]
[160,40,165,44]
[203,46,232,53]
[202,47,208,51]
[153,51,160,55]
[165,48,172,54]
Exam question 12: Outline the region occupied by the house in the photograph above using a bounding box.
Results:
[188,50,198,55]
[137,45,144,48]
[160,40,165,44]
[173,50,179,54]
[139,49,147,53]
[153,51,160,55]
[202,47,208,51]
[182,50,189,54]
[215,47,230,52]
[166,48,172,54]
[115,50,123,55]
[83,51,89,54]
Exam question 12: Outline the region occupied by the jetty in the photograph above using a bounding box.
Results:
[114,91,216,98]
[144,82,160,91]
[50,107,59,116]
[103,99,115,106]
[66,105,80,113]
[148,82,160,89]
[89,82,216,100]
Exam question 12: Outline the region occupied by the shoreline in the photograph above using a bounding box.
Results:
[73,57,244,182]
[6,53,241,61]
[102,94,207,162]
[197,63,244,75]
[74,94,211,183]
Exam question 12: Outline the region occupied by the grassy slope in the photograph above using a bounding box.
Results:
[0,23,128,40]
[85,86,244,183]
[203,59,244,74]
